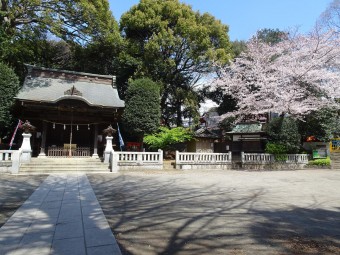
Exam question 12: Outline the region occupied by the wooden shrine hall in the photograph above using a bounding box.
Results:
[14,64,125,158]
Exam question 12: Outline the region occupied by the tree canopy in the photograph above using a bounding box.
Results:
[0,0,116,43]
[0,62,19,138]
[119,0,233,126]
[213,29,340,120]
[122,78,161,137]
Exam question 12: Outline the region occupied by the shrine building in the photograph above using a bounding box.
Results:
[14,65,124,158]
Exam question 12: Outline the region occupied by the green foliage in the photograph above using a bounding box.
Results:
[122,78,161,136]
[231,40,247,57]
[308,157,331,166]
[219,116,236,133]
[298,108,340,142]
[0,62,20,138]
[265,142,288,161]
[255,28,288,45]
[120,0,233,126]
[266,117,301,153]
[144,127,194,150]
[0,0,116,44]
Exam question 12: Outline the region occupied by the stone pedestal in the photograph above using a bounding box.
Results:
[104,136,113,163]
[20,133,32,163]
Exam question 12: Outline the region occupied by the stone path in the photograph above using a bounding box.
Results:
[0,174,121,255]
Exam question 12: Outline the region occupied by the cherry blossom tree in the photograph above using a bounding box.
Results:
[213,29,340,120]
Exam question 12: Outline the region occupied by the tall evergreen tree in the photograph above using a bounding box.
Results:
[122,78,161,139]
[119,0,232,126]
[0,62,20,139]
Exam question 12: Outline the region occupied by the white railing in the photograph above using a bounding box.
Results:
[175,151,232,170]
[117,150,163,164]
[241,153,274,163]
[0,149,22,173]
[0,150,13,161]
[242,153,309,164]
[176,151,232,164]
[113,150,163,171]
[286,154,309,164]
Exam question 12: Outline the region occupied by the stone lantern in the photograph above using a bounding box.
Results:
[20,120,36,162]
[103,125,116,163]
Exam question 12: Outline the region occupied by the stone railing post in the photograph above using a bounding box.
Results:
[241,151,245,163]
[175,151,180,169]
[20,133,32,163]
[10,149,21,174]
[110,151,118,173]
[158,149,163,164]
[104,136,113,163]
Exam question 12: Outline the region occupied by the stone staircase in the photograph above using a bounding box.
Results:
[330,153,340,170]
[19,157,110,174]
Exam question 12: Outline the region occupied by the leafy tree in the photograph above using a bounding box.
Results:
[298,108,340,142]
[0,0,115,43]
[266,117,301,154]
[214,29,340,119]
[0,62,20,139]
[122,78,161,139]
[144,127,194,150]
[120,0,233,126]
[231,40,247,57]
[255,28,288,45]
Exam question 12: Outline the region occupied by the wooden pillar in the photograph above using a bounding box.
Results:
[38,121,47,158]
[92,124,99,158]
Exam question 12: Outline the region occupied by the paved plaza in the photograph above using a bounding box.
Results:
[0,169,339,255]
[0,174,121,255]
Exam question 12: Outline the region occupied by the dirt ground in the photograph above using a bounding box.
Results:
[88,169,340,255]
[0,174,47,228]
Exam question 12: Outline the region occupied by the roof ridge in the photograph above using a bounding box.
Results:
[24,64,115,79]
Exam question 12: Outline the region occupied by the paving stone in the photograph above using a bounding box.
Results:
[83,213,110,230]
[51,237,86,255]
[85,227,116,247]
[19,231,54,246]
[54,221,83,239]
[87,244,122,255]
[0,174,120,255]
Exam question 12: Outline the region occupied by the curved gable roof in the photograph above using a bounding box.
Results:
[16,65,124,108]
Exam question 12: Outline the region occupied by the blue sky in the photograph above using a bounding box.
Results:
[109,0,332,41]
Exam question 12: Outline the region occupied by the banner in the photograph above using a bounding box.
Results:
[9,119,22,150]
[117,123,125,151]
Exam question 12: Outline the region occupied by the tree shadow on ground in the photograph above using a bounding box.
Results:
[249,206,340,255]
[0,175,48,227]
[88,174,266,255]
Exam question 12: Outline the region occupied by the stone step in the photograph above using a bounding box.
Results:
[19,157,110,173]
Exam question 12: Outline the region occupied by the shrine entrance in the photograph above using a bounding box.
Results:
[14,65,125,158]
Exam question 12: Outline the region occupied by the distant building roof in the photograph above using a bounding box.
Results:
[194,127,221,139]
[15,65,124,108]
[226,122,264,134]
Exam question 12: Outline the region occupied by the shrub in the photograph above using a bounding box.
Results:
[144,127,194,151]
[265,142,288,161]
[308,157,331,166]
[266,117,301,153]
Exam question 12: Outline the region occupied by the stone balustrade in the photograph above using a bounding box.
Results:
[175,151,232,170]
[112,150,163,171]
[0,149,22,174]
[241,152,309,169]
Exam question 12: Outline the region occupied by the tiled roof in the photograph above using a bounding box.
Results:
[16,65,124,108]
[194,127,221,138]
[227,123,264,134]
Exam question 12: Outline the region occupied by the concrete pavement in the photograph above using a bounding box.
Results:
[0,174,121,255]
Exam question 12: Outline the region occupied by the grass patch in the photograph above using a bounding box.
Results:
[308,157,331,166]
